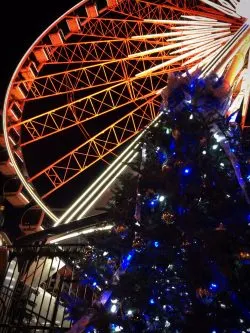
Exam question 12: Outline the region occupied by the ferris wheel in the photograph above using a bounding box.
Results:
[2,0,249,228]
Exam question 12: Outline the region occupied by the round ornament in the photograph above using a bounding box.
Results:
[132,235,146,253]
[161,211,175,225]
[196,287,215,305]
[113,224,128,239]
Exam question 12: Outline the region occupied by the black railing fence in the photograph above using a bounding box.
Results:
[0,244,95,332]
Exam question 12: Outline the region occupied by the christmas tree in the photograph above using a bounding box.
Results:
[61,54,250,332]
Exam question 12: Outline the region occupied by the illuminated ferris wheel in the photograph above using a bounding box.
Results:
[2,0,249,227]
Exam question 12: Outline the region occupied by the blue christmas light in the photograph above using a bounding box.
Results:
[150,200,156,206]
[183,168,191,175]
[126,254,132,261]
[111,324,123,332]
[121,251,134,270]
[149,298,155,304]
[154,241,159,248]
[247,174,250,182]
[209,283,218,291]
[92,281,97,287]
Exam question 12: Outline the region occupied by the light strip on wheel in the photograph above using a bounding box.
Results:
[49,225,114,244]
[63,148,137,224]
[77,151,139,220]
[57,113,162,225]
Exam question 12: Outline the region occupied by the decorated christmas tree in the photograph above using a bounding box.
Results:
[61,49,250,333]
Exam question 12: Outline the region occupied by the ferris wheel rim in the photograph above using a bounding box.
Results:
[2,0,109,223]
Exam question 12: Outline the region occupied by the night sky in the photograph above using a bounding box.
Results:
[1,0,79,102]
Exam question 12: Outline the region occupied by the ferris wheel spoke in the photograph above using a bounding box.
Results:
[111,0,197,21]
[78,18,168,39]
[17,55,172,103]
[111,0,236,24]
[28,95,160,198]
[36,37,167,65]
[11,69,169,146]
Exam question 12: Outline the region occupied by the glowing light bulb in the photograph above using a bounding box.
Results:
[159,195,165,202]
[110,304,118,313]
[127,310,133,316]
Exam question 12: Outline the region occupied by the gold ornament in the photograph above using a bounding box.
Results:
[162,164,172,173]
[114,225,127,234]
[196,288,215,304]
[113,224,128,239]
[196,288,212,298]
[172,128,181,140]
[161,211,175,225]
[239,251,250,259]
[132,235,146,252]
[215,223,226,231]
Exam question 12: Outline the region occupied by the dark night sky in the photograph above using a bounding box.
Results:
[0,0,80,102]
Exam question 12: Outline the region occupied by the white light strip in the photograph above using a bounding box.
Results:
[171,37,227,57]
[131,27,229,39]
[66,148,137,224]
[188,45,225,73]
[49,232,79,243]
[49,224,114,244]
[183,44,221,66]
[180,15,218,21]
[202,25,249,76]
[229,0,239,7]
[77,152,139,220]
[169,30,230,44]
[130,32,230,58]
[170,25,231,30]
[57,142,141,223]
[217,0,235,10]
[136,37,230,77]
[170,40,211,55]
[167,32,213,42]
[201,23,247,75]
[144,19,231,26]
[170,32,230,54]
[58,144,136,224]
[201,0,240,18]
[57,113,162,225]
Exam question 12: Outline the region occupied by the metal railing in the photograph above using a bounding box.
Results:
[0,244,94,332]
